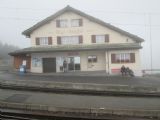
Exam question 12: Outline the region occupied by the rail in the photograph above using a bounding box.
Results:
[142,69,160,75]
[0,101,160,119]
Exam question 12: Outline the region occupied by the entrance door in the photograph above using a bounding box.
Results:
[43,58,56,73]
[68,56,80,71]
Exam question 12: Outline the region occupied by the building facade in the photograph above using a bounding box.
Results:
[10,6,144,76]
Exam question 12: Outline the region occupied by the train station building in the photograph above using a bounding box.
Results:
[9,6,144,76]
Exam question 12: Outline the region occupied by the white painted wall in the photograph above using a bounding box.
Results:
[31,51,106,73]
[107,49,142,76]
[30,12,135,46]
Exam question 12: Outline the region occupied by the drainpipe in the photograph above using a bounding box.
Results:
[107,51,110,74]
[106,51,110,75]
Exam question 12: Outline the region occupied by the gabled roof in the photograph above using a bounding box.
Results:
[9,43,142,56]
[22,5,144,42]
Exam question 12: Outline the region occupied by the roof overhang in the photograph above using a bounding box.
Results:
[9,43,142,56]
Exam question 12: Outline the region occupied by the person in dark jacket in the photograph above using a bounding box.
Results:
[126,67,134,77]
[63,60,67,72]
[125,67,130,76]
[121,65,126,76]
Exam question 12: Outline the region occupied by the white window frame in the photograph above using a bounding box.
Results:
[71,19,80,27]
[39,37,48,45]
[88,55,97,63]
[61,36,79,45]
[59,19,68,28]
[115,53,131,63]
[95,35,105,43]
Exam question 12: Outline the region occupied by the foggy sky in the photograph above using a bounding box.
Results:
[0,0,160,69]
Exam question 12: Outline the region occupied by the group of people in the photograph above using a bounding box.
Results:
[63,60,134,76]
[121,65,134,77]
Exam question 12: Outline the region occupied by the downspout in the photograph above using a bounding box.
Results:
[107,51,110,74]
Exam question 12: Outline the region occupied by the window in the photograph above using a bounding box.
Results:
[88,56,97,63]
[96,35,105,43]
[36,37,52,46]
[92,34,109,43]
[112,53,133,63]
[58,19,68,28]
[71,19,80,27]
[116,53,130,63]
[61,36,79,45]
[32,58,41,67]
[57,19,82,27]
[39,37,48,45]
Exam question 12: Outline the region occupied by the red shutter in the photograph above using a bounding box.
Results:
[79,19,83,26]
[57,36,61,45]
[105,34,109,42]
[92,35,96,43]
[79,35,83,44]
[48,37,52,45]
[56,20,60,27]
[35,37,40,45]
[130,53,135,63]
[111,54,116,63]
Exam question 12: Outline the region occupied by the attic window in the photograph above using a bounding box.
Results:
[56,19,68,28]
[71,19,79,27]
[71,19,82,27]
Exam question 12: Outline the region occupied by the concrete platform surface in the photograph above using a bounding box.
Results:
[1,88,160,110]
[0,71,160,87]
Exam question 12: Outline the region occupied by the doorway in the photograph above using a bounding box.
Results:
[43,58,56,73]
[68,56,80,71]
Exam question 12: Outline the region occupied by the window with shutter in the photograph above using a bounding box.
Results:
[71,19,79,27]
[71,19,83,27]
[111,53,135,63]
[92,34,109,43]
[39,37,49,45]
[56,19,68,28]
[95,35,105,43]
[59,19,68,28]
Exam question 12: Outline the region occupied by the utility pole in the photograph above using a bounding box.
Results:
[149,13,153,72]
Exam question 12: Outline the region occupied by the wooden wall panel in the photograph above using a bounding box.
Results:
[13,55,31,69]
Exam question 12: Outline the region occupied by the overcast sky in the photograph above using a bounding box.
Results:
[0,0,160,69]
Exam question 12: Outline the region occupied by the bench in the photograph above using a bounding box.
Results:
[111,68,121,74]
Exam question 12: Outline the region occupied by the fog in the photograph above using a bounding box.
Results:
[0,0,160,69]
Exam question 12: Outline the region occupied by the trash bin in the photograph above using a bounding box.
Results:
[19,65,26,75]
